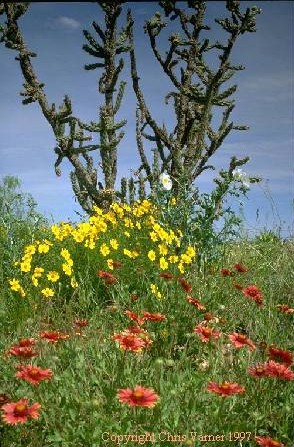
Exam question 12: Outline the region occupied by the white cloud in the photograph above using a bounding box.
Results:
[56,16,81,30]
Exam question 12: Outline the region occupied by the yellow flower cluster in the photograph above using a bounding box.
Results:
[8,198,197,302]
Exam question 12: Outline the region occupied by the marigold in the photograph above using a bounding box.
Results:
[117,385,159,408]
[16,364,53,386]
[268,345,293,366]
[39,331,69,343]
[186,296,206,311]
[207,381,245,396]
[255,436,284,447]
[194,325,220,343]
[242,285,263,305]
[228,332,256,351]
[1,399,41,425]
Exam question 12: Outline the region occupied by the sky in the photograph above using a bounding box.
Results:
[0,1,293,237]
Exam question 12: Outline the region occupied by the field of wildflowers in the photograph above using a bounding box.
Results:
[0,196,293,447]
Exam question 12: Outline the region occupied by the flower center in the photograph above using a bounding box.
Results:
[133,390,144,400]
[29,368,40,377]
[14,404,27,416]
[238,335,246,341]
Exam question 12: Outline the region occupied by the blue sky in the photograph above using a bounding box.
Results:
[0,1,293,237]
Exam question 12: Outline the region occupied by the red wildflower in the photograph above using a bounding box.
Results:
[276,304,294,314]
[7,346,38,359]
[39,331,69,343]
[143,311,166,322]
[242,285,263,305]
[1,399,41,425]
[248,364,269,378]
[207,381,245,397]
[111,260,122,269]
[233,283,244,290]
[159,272,174,280]
[220,268,234,276]
[204,312,215,321]
[178,277,192,293]
[117,385,159,408]
[15,365,53,386]
[234,263,248,273]
[17,338,36,347]
[112,332,147,353]
[74,318,88,328]
[265,360,294,380]
[255,436,284,447]
[268,345,293,366]
[97,271,117,285]
[125,310,145,326]
[186,296,206,311]
[228,332,256,351]
[194,325,220,343]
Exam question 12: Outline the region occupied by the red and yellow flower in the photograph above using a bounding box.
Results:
[1,399,41,425]
[117,385,159,408]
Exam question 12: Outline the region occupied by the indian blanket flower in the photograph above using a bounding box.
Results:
[125,310,145,326]
[1,399,41,425]
[228,332,256,351]
[7,345,38,359]
[255,436,284,447]
[15,365,53,386]
[242,285,263,305]
[186,296,206,311]
[194,325,220,343]
[220,268,234,277]
[112,332,147,353]
[207,381,245,397]
[143,311,166,322]
[97,270,117,285]
[276,304,294,314]
[268,345,293,366]
[178,277,192,293]
[265,360,294,380]
[234,263,248,273]
[17,338,36,347]
[74,318,89,328]
[248,364,269,378]
[117,385,159,408]
[39,331,69,343]
[233,283,244,291]
[159,272,174,280]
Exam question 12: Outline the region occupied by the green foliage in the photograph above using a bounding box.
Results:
[0,176,48,279]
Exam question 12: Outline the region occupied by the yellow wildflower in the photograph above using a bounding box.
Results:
[100,243,110,257]
[47,271,60,282]
[110,239,119,250]
[158,243,168,255]
[148,250,156,262]
[62,263,72,276]
[71,277,78,289]
[169,255,179,264]
[9,278,21,292]
[159,257,169,270]
[41,288,55,298]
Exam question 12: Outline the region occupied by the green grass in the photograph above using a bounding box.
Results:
[0,202,293,447]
